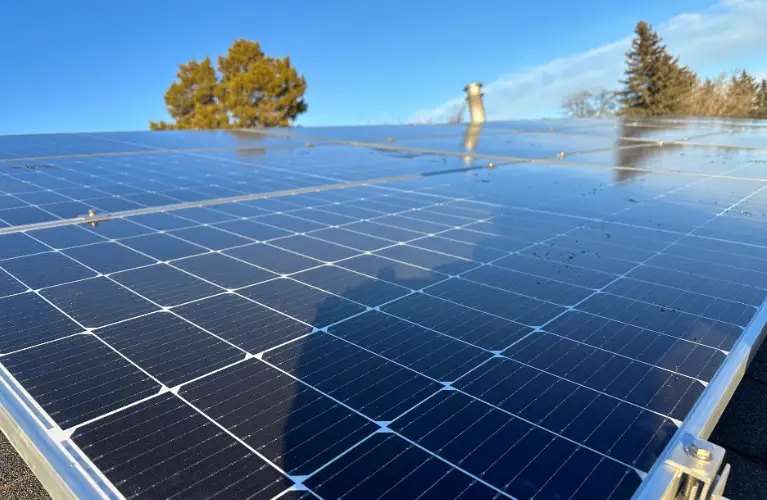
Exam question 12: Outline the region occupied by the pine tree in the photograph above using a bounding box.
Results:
[725,69,758,118]
[149,40,307,130]
[150,57,226,130]
[215,40,308,128]
[752,79,767,119]
[617,21,695,116]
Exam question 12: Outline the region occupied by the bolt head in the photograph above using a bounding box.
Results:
[686,441,713,461]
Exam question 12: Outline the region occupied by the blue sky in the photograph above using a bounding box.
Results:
[1,0,763,134]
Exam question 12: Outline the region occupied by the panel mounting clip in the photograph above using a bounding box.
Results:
[664,432,730,499]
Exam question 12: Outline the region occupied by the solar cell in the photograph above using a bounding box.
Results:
[0,293,82,353]
[2,335,160,428]
[96,311,244,386]
[171,252,278,289]
[226,243,323,274]
[71,393,293,499]
[110,264,222,307]
[240,277,365,327]
[174,293,312,353]
[1,121,766,499]
[1,251,97,289]
[180,359,378,474]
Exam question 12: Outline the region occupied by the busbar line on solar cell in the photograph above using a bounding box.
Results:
[1,335,163,430]
[454,342,687,425]
[271,290,693,428]
[662,238,767,274]
[95,312,246,388]
[7,331,300,486]
[301,431,508,499]
[541,314,722,383]
[481,263,755,327]
[649,247,767,288]
[1,337,168,439]
[391,270,726,364]
[504,334,704,418]
[57,362,255,442]
[67,392,294,497]
[379,293,713,387]
[326,312,491,382]
[444,369,672,473]
[178,359,381,475]
[389,403,639,499]
[386,390,641,499]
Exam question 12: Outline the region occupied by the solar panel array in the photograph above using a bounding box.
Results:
[1,119,766,500]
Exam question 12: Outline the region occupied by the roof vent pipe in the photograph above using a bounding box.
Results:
[465,82,486,124]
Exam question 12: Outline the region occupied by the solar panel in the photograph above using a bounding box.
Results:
[0,120,766,499]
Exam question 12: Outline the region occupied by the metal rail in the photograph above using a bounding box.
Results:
[633,299,767,500]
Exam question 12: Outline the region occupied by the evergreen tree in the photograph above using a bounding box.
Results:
[150,57,226,130]
[215,40,308,128]
[617,21,695,116]
[150,39,307,130]
[725,69,758,118]
[752,78,767,119]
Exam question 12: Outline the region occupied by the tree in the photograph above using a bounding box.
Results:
[561,89,617,118]
[617,21,695,116]
[592,89,619,117]
[215,40,308,128]
[150,58,227,130]
[754,79,767,119]
[724,69,758,118]
[683,74,729,117]
[561,90,595,118]
[150,39,307,130]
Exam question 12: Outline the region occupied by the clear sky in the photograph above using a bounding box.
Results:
[0,0,761,134]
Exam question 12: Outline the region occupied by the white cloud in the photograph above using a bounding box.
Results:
[413,0,767,123]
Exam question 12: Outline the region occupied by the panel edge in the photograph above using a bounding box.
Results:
[0,370,111,500]
[632,297,767,499]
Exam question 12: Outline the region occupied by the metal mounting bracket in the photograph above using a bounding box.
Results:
[664,432,730,500]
